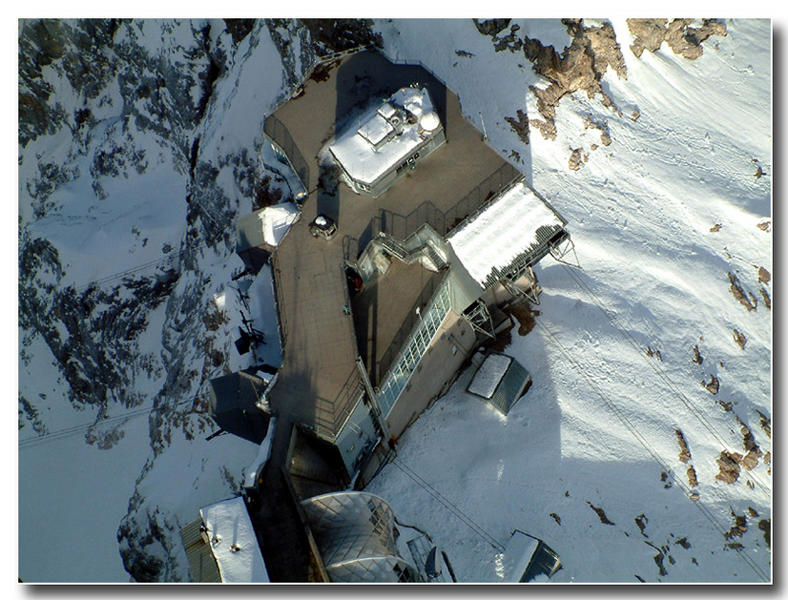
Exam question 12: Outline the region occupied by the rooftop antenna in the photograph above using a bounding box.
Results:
[479,112,489,141]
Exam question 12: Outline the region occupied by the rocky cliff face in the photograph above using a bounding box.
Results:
[18,18,322,581]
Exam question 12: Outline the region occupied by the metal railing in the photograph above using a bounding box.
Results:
[380,162,520,240]
[343,162,521,265]
[375,271,448,385]
[270,253,288,348]
[441,162,521,235]
[311,367,366,442]
[264,114,310,193]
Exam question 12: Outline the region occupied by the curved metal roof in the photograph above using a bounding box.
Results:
[300,491,420,582]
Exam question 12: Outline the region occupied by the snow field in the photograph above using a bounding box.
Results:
[369,17,771,583]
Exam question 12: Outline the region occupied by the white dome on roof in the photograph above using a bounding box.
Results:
[419,111,440,133]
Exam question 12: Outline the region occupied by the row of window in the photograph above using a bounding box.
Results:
[377,282,452,416]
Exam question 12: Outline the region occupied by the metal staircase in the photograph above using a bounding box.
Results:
[376,234,447,272]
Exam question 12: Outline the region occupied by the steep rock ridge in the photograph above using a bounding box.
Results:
[19,232,176,421]
[19,19,218,428]
[523,19,627,141]
[300,18,383,56]
[19,19,122,148]
[267,19,317,89]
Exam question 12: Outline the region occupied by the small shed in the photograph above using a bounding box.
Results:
[207,369,274,444]
[499,530,561,583]
[467,352,532,415]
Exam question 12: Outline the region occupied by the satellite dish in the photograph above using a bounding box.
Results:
[419,111,440,133]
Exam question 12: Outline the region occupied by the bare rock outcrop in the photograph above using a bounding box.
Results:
[627,19,727,60]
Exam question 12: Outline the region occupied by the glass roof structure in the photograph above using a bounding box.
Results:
[301,491,420,582]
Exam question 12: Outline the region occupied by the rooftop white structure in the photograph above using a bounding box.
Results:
[328,86,445,195]
[200,496,269,583]
[447,181,565,287]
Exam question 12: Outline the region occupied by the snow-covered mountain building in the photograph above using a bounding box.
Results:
[215,48,573,581]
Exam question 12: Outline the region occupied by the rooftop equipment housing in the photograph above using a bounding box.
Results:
[328,86,446,198]
[467,352,532,416]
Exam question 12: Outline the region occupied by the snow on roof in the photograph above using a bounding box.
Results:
[244,416,276,487]
[498,530,539,582]
[328,87,440,186]
[447,181,563,286]
[358,113,394,147]
[468,354,512,399]
[258,202,299,246]
[200,497,269,583]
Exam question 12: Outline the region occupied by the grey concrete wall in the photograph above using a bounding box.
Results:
[385,312,476,439]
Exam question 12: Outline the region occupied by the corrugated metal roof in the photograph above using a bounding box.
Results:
[180,519,222,583]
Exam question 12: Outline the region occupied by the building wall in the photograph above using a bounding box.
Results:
[365,128,447,198]
[386,311,476,438]
[335,395,379,477]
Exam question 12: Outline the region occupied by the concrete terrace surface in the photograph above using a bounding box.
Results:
[352,259,441,386]
[268,50,509,439]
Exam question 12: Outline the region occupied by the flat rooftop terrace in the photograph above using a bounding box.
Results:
[267,50,512,439]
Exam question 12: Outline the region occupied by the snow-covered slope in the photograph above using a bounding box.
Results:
[367,18,771,583]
